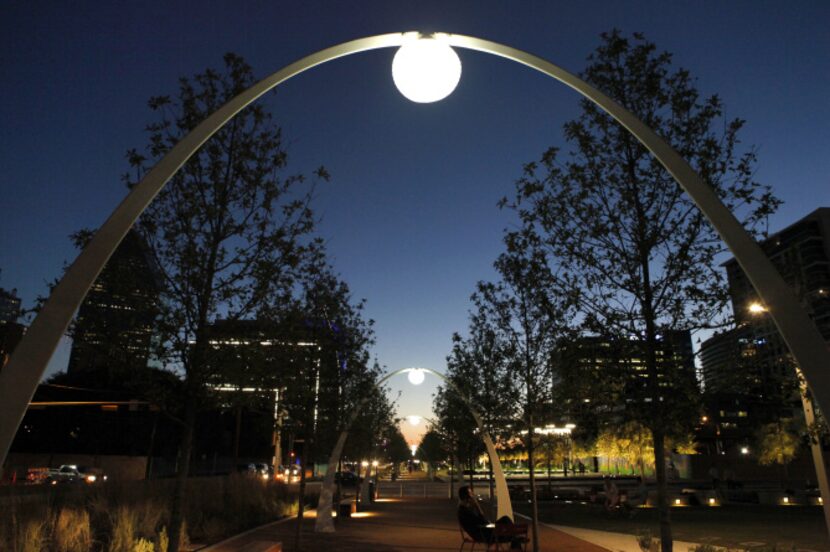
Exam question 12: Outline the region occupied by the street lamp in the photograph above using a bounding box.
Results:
[406,368,425,386]
[392,35,461,103]
[406,415,422,426]
[748,302,767,314]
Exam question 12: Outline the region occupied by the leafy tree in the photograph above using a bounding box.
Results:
[757,420,799,487]
[417,428,448,478]
[472,229,575,552]
[444,314,519,496]
[433,383,484,489]
[504,31,779,550]
[268,258,382,550]
[124,53,325,552]
[385,426,412,474]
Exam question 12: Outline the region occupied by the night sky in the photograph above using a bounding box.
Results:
[2,1,828,445]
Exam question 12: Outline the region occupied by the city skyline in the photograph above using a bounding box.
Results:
[2,1,829,444]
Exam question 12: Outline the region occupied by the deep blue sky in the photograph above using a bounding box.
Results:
[2,1,828,444]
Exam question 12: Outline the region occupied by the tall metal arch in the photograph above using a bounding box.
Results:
[314,367,511,532]
[2,31,828,480]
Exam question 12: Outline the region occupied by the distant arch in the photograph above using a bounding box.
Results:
[314,367,512,532]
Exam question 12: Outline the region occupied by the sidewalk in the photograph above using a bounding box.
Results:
[202,497,611,551]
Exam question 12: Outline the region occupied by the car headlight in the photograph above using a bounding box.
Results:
[85,475,97,483]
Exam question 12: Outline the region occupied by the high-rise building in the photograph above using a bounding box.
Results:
[0,287,21,323]
[559,330,697,408]
[725,207,830,341]
[699,208,830,449]
[703,208,830,398]
[67,230,161,382]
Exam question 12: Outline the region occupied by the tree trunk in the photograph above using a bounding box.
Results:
[233,404,242,468]
[450,454,456,499]
[145,411,159,480]
[652,427,672,552]
[167,397,197,552]
[294,440,310,552]
[527,429,540,552]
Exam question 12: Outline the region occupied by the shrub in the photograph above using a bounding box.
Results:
[688,545,719,552]
[131,539,155,552]
[155,526,169,552]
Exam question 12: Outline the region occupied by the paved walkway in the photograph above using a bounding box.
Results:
[202,497,611,551]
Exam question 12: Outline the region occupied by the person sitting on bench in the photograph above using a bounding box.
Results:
[457,485,523,550]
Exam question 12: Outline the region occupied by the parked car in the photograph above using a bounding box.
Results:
[44,465,106,485]
[255,463,274,480]
[276,465,300,483]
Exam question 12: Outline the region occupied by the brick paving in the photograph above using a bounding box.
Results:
[202,497,610,552]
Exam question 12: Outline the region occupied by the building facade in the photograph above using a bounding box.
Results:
[699,208,830,450]
[67,230,160,382]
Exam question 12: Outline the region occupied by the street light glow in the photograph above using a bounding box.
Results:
[748,302,767,314]
[392,36,461,103]
[406,415,422,426]
[407,368,425,386]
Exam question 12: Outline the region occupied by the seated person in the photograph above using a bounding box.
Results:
[603,477,620,511]
[457,485,524,549]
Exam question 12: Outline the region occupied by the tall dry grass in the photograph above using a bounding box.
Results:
[53,508,91,552]
[0,475,300,551]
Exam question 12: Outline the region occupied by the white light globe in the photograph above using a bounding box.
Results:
[407,368,425,385]
[406,415,422,426]
[392,38,461,103]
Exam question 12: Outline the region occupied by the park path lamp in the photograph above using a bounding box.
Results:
[392,35,461,103]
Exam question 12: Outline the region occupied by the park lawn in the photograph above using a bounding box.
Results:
[515,502,830,550]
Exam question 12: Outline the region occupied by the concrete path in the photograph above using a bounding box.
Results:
[202,497,611,551]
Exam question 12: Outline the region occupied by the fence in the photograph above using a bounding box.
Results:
[376,482,494,499]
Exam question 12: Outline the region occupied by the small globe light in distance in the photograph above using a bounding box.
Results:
[392,34,462,103]
[407,368,425,385]
[406,415,422,426]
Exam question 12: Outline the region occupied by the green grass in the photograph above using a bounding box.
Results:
[514,501,830,550]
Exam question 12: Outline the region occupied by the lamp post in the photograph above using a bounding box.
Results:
[748,301,830,536]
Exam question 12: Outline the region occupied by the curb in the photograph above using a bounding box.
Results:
[514,513,702,552]
[198,510,314,551]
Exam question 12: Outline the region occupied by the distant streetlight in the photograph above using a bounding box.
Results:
[407,368,425,386]
[392,35,461,103]
[406,415,422,426]
[748,302,767,314]
[740,446,750,455]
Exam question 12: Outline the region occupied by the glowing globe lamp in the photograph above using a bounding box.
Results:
[407,368,425,385]
[392,38,461,103]
[406,415,422,426]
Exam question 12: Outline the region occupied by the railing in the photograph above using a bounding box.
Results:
[375,482,494,499]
